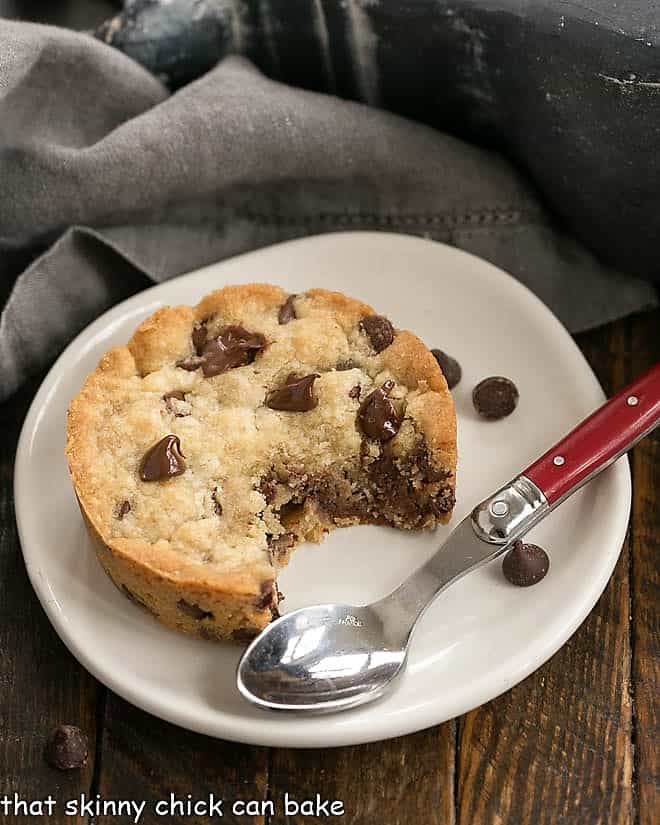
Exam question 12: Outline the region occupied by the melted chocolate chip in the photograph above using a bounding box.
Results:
[162,390,188,416]
[139,435,186,481]
[200,325,267,377]
[360,315,395,353]
[473,376,519,419]
[115,500,131,520]
[177,599,214,621]
[278,294,297,324]
[212,488,223,516]
[266,373,319,412]
[431,349,462,390]
[255,580,277,610]
[45,726,89,771]
[502,540,549,587]
[349,384,361,400]
[357,380,402,441]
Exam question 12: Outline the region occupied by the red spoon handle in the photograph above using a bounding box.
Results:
[524,363,660,506]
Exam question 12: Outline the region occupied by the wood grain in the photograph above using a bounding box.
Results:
[0,378,99,825]
[629,310,660,825]
[455,321,636,825]
[93,692,269,825]
[267,723,455,825]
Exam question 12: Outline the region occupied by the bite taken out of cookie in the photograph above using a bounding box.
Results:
[66,285,457,642]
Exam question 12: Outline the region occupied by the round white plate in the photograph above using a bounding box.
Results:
[15,232,630,748]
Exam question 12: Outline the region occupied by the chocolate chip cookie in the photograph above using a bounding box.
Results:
[66,285,457,642]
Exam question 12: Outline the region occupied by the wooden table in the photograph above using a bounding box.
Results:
[0,309,657,825]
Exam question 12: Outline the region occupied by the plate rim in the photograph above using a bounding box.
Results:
[14,231,631,747]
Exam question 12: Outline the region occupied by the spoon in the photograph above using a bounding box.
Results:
[237,364,660,713]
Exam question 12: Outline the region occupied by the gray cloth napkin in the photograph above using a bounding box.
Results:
[1,21,656,403]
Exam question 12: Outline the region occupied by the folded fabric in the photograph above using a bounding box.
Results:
[0,21,655,402]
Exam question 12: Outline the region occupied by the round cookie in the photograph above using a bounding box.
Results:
[66,285,457,642]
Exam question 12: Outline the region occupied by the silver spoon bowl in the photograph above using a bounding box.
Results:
[237,603,408,712]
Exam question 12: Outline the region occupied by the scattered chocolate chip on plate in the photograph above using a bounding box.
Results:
[431,349,462,389]
[472,376,519,419]
[502,540,550,587]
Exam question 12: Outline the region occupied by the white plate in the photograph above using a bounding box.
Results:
[15,232,630,748]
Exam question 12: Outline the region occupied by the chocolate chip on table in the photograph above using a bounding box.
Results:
[181,325,267,377]
[212,488,223,516]
[115,500,131,520]
[162,390,188,416]
[472,376,519,419]
[502,540,549,587]
[278,294,297,324]
[266,373,320,412]
[177,599,214,621]
[348,384,361,400]
[139,435,186,481]
[431,349,462,390]
[357,380,403,441]
[360,315,395,353]
[45,725,89,771]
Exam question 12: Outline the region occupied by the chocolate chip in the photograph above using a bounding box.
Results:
[202,325,267,377]
[266,373,319,412]
[357,380,402,441]
[502,540,549,587]
[349,384,361,400]
[431,349,462,390]
[255,580,277,610]
[360,314,395,353]
[177,599,214,621]
[115,500,131,520]
[473,376,519,420]
[162,390,188,416]
[278,294,297,324]
[45,726,89,771]
[232,627,260,643]
[139,435,186,481]
[212,488,223,516]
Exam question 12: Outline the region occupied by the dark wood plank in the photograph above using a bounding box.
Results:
[629,308,660,825]
[455,320,635,825]
[268,723,455,825]
[94,693,269,825]
[0,378,100,825]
